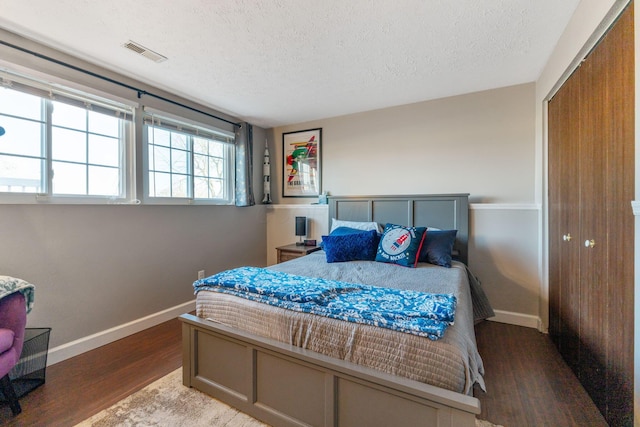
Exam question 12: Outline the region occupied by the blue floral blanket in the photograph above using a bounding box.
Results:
[193,267,456,340]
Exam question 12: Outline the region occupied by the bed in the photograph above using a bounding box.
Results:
[180,194,492,427]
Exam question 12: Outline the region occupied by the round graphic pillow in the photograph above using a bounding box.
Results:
[375,224,426,267]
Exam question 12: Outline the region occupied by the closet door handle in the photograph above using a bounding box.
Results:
[584,239,595,248]
[562,233,572,242]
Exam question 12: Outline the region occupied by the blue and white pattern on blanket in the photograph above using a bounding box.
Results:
[194,267,456,340]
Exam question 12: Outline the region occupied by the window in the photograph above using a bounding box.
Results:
[144,112,234,204]
[0,73,133,202]
[0,69,236,205]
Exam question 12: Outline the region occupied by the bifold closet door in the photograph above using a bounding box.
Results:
[576,33,610,416]
[547,67,581,374]
[580,6,634,423]
[600,5,634,424]
[547,4,634,425]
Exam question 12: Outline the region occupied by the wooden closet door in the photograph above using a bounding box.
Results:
[602,6,634,425]
[548,68,581,373]
[577,36,609,416]
[582,7,634,423]
[548,5,634,425]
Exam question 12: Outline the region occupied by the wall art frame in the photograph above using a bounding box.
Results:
[282,128,322,197]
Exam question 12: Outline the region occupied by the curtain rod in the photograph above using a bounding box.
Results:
[0,39,242,128]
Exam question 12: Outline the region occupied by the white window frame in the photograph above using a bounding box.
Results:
[142,109,235,205]
[0,70,135,204]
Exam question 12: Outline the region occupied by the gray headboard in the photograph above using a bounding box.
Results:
[328,194,470,265]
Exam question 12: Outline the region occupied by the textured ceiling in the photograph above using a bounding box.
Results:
[0,0,580,128]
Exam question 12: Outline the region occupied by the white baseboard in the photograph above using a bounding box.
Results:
[489,309,542,331]
[47,300,196,366]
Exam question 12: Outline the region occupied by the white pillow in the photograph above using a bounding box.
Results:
[330,218,382,234]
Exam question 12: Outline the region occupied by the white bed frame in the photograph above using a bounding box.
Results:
[181,194,480,427]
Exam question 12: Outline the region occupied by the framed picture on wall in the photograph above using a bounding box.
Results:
[282,128,322,197]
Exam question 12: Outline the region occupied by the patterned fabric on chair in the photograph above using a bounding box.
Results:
[0,292,27,415]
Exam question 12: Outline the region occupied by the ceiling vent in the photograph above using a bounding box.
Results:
[122,40,167,63]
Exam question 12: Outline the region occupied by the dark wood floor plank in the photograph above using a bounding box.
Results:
[475,321,607,426]
[1,317,607,426]
[0,318,182,427]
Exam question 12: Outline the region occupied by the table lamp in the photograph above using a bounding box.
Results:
[295,216,307,246]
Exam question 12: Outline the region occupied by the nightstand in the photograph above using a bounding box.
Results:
[276,243,321,263]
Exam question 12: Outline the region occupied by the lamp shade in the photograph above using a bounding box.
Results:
[295,216,307,237]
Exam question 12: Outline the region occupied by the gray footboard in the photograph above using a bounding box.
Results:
[181,314,480,427]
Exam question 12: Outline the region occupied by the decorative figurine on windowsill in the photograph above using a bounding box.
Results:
[262,139,272,204]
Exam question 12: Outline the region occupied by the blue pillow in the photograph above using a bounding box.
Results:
[319,226,372,249]
[418,229,458,267]
[330,226,369,236]
[322,229,379,263]
[375,224,426,268]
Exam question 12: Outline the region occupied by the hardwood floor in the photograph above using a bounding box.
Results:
[0,318,182,427]
[474,321,606,426]
[0,318,607,427]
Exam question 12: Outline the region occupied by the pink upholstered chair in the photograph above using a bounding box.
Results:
[0,292,27,416]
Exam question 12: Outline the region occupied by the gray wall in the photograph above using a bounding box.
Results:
[0,29,268,349]
[1,204,266,347]
[269,83,536,205]
[268,84,541,323]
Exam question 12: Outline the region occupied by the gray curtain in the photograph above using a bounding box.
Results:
[235,122,255,207]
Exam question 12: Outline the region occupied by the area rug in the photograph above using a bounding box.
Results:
[75,368,503,427]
